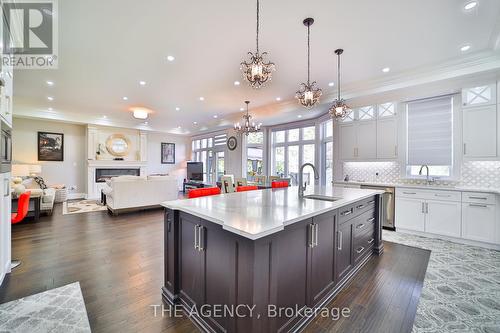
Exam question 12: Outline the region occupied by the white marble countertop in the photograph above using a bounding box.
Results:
[334,181,500,195]
[161,186,383,240]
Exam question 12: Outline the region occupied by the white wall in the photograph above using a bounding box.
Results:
[12,118,87,196]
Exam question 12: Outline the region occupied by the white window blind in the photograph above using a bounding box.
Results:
[407,96,453,166]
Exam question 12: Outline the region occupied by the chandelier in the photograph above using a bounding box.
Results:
[240,0,275,89]
[296,18,322,109]
[329,49,351,119]
[234,101,262,135]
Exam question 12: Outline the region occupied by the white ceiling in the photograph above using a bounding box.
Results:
[13,0,500,135]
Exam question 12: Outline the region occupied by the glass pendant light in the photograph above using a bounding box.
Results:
[329,49,351,119]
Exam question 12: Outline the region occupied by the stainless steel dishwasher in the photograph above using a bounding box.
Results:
[360,185,395,230]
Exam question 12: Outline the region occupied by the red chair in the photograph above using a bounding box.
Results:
[188,187,221,199]
[11,191,31,224]
[236,185,258,192]
[271,181,288,189]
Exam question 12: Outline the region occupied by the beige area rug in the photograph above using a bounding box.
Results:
[62,199,107,215]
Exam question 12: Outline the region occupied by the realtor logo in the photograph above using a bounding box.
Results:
[1,0,58,69]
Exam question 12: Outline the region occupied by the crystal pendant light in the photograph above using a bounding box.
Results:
[240,0,275,89]
[329,49,351,119]
[296,18,322,109]
[234,101,262,136]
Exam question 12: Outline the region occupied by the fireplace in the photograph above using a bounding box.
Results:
[95,168,140,183]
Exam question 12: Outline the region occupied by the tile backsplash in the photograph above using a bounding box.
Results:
[341,160,500,188]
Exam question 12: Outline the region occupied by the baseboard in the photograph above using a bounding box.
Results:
[67,193,86,200]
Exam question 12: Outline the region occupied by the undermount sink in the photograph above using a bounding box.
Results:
[303,194,342,202]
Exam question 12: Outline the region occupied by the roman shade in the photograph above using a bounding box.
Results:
[407,96,453,166]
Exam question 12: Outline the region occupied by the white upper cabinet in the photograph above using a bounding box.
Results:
[339,123,357,160]
[463,105,497,158]
[462,84,496,108]
[377,117,398,159]
[357,121,377,159]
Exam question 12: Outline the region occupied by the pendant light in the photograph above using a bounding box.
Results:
[296,18,322,109]
[329,49,351,119]
[240,0,275,89]
[234,101,262,136]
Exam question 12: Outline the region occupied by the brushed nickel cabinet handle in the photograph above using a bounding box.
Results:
[194,225,199,250]
[356,223,365,229]
[367,217,375,223]
[469,204,488,208]
[435,194,451,197]
[469,196,487,200]
[421,202,425,213]
[368,238,375,244]
[403,191,416,195]
[198,226,204,251]
[356,204,365,209]
[356,247,365,254]
[314,224,319,247]
[338,231,342,251]
[341,209,352,216]
[367,200,375,204]
[308,224,314,248]
[463,143,467,155]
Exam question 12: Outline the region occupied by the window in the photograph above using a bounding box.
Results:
[465,85,492,105]
[378,102,396,118]
[321,119,333,185]
[358,106,375,120]
[406,96,453,178]
[246,132,264,180]
[191,133,227,183]
[271,125,317,185]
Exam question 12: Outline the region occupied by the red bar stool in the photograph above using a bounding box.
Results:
[271,181,288,189]
[236,185,259,192]
[188,187,221,199]
[12,191,31,224]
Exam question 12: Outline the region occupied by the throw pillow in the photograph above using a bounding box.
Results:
[33,176,48,190]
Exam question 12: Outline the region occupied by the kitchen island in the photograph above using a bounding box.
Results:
[161,186,384,333]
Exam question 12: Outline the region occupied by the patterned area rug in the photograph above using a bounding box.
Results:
[0,282,91,332]
[383,231,500,333]
[63,199,107,215]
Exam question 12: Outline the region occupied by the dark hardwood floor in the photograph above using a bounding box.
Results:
[0,204,430,333]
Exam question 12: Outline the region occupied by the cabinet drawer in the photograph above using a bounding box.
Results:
[354,230,375,263]
[396,188,461,202]
[339,197,376,225]
[353,209,376,237]
[462,192,496,205]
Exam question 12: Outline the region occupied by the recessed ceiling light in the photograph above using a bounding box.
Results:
[461,44,471,52]
[47,107,53,111]
[328,82,334,87]
[177,126,181,129]
[167,55,175,62]
[382,67,390,73]
[175,107,180,111]
[47,96,54,101]
[193,121,198,125]
[122,96,128,101]
[46,80,54,86]
[297,115,303,118]
[213,115,218,118]
[144,121,149,125]
[139,81,146,86]
[199,97,205,101]
[240,107,245,111]
[234,81,240,86]
[132,109,149,119]
[464,1,477,10]
[276,97,281,101]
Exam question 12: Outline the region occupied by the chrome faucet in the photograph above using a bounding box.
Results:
[418,165,434,184]
[298,163,320,198]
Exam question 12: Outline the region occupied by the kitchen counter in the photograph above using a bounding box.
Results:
[162,186,384,332]
[162,186,384,240]
[334,181,500,195]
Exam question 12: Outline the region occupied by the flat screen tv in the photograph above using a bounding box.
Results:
[187,162,203,181]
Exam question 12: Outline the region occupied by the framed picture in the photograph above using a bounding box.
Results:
[161,142,175,164]
[38,132,64,161]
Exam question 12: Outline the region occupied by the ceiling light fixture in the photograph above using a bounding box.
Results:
[123,96,128,101]
[297,115,303,118]
[382,67,390,73]
[46,80,54,86]
[199,97,205,101]
[464,1,477,10]
[167,55,175,62]
[139,81,146,86]
[47,96,54,101]
[460,44,471,52]
[328,49,351,120]
[48,107,53,111]
[175,107,180,111]
[234,101,262,136]
[328,82,334,87]
[102,115,107,119]
[234,81,241,86]
[240,0,275,89]
[193,121,198,125]
[276,97,281,101]
[296,18,322,109]
[240,107,245,111]
[213,115,218,118]
[132,109,149,120]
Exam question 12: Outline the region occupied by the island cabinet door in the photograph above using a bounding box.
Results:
[307,211,336,306]
[164,209,178,300]
[178,212,204,307]
[335,220,353,283]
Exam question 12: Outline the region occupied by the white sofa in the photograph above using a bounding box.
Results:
[21,178,56,215]
[102,175,178,214]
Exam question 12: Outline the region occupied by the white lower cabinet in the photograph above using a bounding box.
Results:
[426,200,461,238]
[395,197,425,232]
[461,203,496,243]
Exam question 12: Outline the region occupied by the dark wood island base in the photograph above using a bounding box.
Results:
[162,194,383,333]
